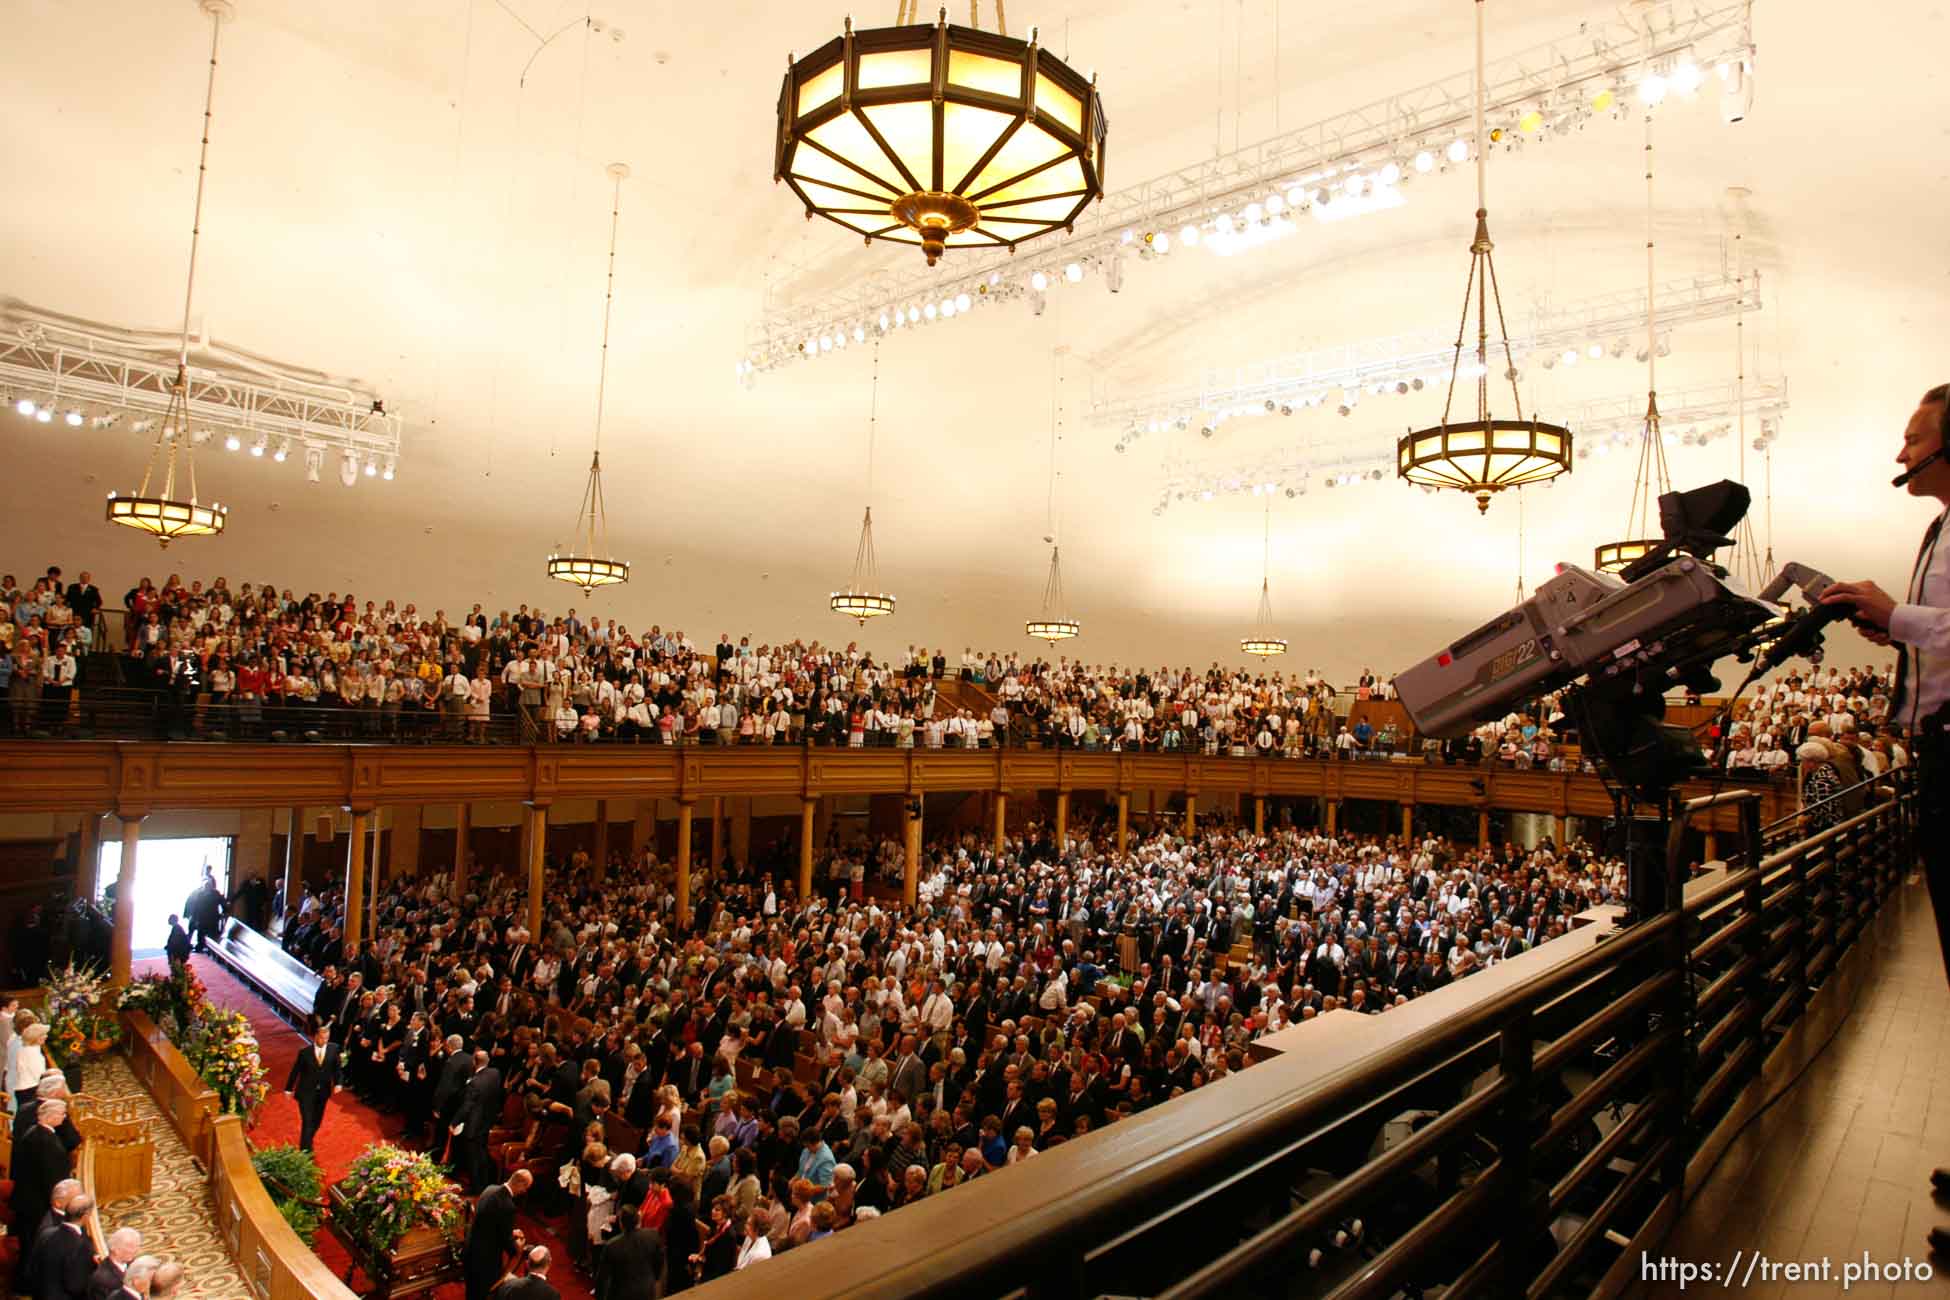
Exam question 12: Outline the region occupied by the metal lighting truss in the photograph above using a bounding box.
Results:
[0,302,402,467]
[741,0,1755,377]
[1100,271,1758,439]
[1150,373,1786,514]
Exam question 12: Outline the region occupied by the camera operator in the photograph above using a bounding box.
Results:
[1820,383,1949,953]
[1822,384,1950,1249]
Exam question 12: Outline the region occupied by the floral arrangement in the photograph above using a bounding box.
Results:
[331,1144,466,1257]
[252,1143,324,1246]
[118,965,207,1039]
[45,961,119,1055]
[119,966,262,1117]
[180,1006,268,1119]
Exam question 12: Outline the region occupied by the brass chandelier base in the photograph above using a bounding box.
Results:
[890,191,979,266]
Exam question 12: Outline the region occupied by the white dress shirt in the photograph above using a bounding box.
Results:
[1891,506,1950,728]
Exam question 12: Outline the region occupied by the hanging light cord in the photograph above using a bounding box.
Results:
[592,169,622,456]
[867,341,880,504]
[1439,0,1525,430]
[176,14,221,376]
[145,5,226,506]
[1624,79,1672,543]
[1046,349,1062,543]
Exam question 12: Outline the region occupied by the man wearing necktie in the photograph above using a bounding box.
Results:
[1821,383,1950,1253]
[284,1022,344,1152]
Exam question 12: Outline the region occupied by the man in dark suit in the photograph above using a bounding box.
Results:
[596,1205,664,1300]
[431,1034,472,1154]
[463,1169,531,1300]
[11,1100,75,1278]
[889,1035,928,1108]
[454,1050,504,1191]
[283,1022,344,1152]
[163,916,192,967]
[310,966,346,1032]
[31,1191,96,1300]
[87,1227,141,1300]
[493,1246,558,1300]
[16,1077,83,1151]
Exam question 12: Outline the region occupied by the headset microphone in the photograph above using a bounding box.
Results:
[1893,448,1944,488]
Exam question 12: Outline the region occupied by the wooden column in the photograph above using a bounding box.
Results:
[453,801,471,901]
[1703,829,1719,863]
[1147,788,1157,828]
[594,799,610,883]
[368,813,384,937]
[283,805,305,923]
[1184,796,1196,837]
[1116,792,1129,855]
[1401,803,1415,841]
[798,798,817,900]
[237,809,274,897]
[903,802,922,907]
[522,804,548,937]
[631,799,654,863]
[992,792,1008,855]
[1254,797,1266,837]
[343,809,369,954]
[1323,800,1337,836]
[713,796,727,868]
[675,798,695,930]
[1477,809,1491,850]
[110,814,144,986]
[730,796,752,867]
[1055,792,1069,848]
[391,804,422,879]
[76,812,102,905]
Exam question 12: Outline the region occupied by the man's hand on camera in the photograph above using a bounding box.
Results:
[1820,580,1897,633]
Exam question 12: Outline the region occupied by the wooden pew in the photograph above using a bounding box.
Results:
[206,917,322,1028]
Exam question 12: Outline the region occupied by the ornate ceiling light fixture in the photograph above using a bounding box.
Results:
[1397,0,1572,514]
[775,0,1107,266]
[1026,347,1079,641]
[1241,503,1287,657]
[1594,99,1671,574]
[832,344,897,623]
[548,164,635,596]
[107,0,236,547]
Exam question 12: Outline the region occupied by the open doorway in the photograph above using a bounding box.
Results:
[98,836,232,956]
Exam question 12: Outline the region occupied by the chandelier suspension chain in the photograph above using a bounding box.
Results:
[1627,94,1672,544]
[867,340,880,504]
[1046,348,1063,544]
[176,13,223,376]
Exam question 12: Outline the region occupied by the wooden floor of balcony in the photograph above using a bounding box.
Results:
[1640,875,1950,1298]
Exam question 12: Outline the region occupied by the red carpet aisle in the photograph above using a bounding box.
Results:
[134,957,592,1300]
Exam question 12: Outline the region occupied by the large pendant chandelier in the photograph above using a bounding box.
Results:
[832,345,896,623]
[1594,107,1672,574]
[775,1,1107,266]
[548,163,634,596]
[1241,504,1287,657]
[1397,0,1571,514]
[107,0,235,548]
[1026,348,1078,641]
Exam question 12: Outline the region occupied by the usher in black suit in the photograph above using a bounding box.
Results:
[284,1037,344,1152]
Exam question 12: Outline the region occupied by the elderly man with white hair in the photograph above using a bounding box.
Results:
[89,1227,143,1300]
[119,1256,161,1300]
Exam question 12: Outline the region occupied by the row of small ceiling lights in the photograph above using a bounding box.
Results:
[739,53,1741,381]
[13,394,394,481]
[1113,335,1684,450]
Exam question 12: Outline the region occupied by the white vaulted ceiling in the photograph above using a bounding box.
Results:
[1,0,1945,680]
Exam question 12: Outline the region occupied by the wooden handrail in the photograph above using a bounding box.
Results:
[207,1114,359,1300]
[119,1010,220,1168]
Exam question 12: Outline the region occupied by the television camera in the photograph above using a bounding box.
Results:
[1395,480,1849,917]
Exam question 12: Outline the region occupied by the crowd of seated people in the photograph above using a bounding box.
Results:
[0,565,1898,790]
[270,807,1622,1288]
[1726,665,1902,779]
[0,565,1382,755]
